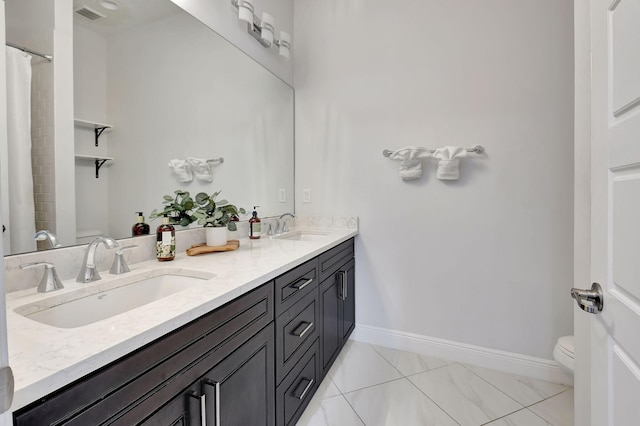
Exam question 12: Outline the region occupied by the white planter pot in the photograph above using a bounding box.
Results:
[205,227,228,247]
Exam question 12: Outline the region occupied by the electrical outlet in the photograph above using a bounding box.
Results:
[302,188,311,203]
[278,188,286,203]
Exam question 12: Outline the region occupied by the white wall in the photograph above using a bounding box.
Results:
[73,24,110,241]
[0,1,13,423]
[52,0,76,248]
[172,0,293,85]
[573,1,591,422]
[294,0,574,359]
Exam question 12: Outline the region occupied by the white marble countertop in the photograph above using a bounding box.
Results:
[6,228,357,411]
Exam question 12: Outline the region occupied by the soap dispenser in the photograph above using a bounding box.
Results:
[249,206,261,240]
[132,211,150,236]
[156,214,175,261]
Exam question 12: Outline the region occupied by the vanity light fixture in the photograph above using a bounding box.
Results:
[230,0,291,58]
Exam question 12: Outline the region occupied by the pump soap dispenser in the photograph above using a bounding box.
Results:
[249,206,261,240]
[132,211,150,236]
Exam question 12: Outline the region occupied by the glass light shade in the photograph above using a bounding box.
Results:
[238,0,254,24]
[261,13,274,46]
[278,31,291,58]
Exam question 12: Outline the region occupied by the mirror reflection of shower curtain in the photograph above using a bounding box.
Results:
[4,47,36,253]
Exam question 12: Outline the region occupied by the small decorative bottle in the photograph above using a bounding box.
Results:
[132,211,150,236]
[156,214,175,261]
[249,206,261,240]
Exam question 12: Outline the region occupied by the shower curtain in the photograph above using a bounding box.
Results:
[5,46,36,253]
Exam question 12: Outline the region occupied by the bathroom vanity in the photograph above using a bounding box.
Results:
[7,231,356,425]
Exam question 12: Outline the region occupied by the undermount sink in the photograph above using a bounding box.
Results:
[14,268,215,328]
[274,230,330,241]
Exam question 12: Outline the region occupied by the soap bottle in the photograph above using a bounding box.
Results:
[156,214,175,261]
[249,206,261,240]
[132,211,150,236]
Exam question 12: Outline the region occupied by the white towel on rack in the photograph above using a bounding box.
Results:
[168,159,193,183]
[432,146,468,180]
[388,147,432,180]
[187,157,213,182]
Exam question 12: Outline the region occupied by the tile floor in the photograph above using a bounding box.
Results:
[296,340,573,426]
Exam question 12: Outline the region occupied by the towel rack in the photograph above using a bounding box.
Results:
[206,157,224,165]
[382,145,484,157]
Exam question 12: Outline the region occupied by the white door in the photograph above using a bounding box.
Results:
[582,0,640,424]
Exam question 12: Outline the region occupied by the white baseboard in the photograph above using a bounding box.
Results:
[351,323,573,386]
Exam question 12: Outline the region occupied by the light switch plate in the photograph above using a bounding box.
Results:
[278,188,286,203]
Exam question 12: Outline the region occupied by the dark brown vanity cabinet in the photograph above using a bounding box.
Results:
[14,238,356,426]
[319,240,356,377]
[13,283,275,426]
[140,324,275,426]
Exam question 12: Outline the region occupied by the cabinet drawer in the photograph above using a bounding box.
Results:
[275,289,319,384]
[274,258,318,317]
[276,340,319,426]
[14,283,274,426]
[318,239,354,282]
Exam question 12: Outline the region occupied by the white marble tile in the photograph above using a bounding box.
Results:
[328,341,403,393]
[344,378,458,426]
[408,363,522,426]
[372,345,451,376]
[314,376,341,399]
[485,409,553,426]
[464,364,568,406]
[529,389,574,426]
[296,395,364,426]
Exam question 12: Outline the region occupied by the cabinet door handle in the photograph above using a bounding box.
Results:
[202,379,221,426]
[291,377,315,400]
[292,321,314,338]
[337,271,347,300]
[187,391,206,426]
[290,277,313,291]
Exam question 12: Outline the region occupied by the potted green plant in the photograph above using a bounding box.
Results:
[150,190,198,227]
[193,191,246,246]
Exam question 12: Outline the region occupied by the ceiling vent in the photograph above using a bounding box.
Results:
[74,6,106,21]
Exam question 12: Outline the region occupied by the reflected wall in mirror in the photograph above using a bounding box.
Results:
[2,0,294,255]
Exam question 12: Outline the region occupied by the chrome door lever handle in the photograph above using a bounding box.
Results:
[571,282,604,314]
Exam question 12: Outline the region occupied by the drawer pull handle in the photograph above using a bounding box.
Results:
[338,271,348,300]
[187,391,207,426]
[292,377,315,400]
[291,277,313,291]
[292,321,314,338]
[203,379,221,426]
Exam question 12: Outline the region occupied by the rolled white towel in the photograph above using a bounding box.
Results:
[388,147,432,180]
[187,157,213,182]
[168,159,193,183]
[432,146,468,180]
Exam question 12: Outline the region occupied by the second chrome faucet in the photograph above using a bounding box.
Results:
[76,236,119,283]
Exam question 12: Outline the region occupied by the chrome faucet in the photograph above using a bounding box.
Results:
[76,236,119,283]
[34,230,62,248]
[275,213,295,234]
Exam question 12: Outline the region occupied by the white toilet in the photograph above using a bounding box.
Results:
[553,335,575,377]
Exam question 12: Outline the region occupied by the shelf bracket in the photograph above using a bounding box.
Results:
[95,159,109,178]
[94,127,109,147]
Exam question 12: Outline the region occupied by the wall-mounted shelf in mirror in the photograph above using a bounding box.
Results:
[74,155,114,178]
[74,119,113,147]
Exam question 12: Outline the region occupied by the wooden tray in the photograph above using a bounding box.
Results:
[186,240,240,256]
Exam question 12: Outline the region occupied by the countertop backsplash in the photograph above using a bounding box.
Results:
[3,215,358,294]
